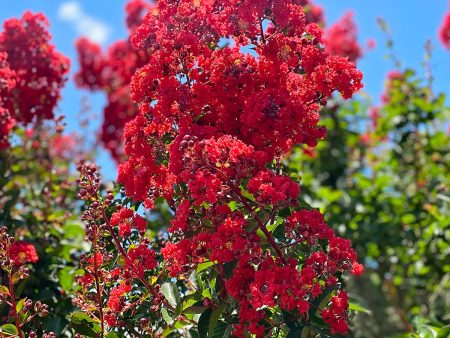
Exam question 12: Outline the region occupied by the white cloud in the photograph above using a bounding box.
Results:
[57,1,112,44]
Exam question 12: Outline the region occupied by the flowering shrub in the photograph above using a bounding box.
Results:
[69,0,366,337]
[0,12,69,124]
[1,1,447,338]
[291,64,450,336]
[0,227,54,338]
[75,0,152,162]
[0,11,85,336]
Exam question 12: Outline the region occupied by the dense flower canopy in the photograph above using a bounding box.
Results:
[0,11,69,124]
[121,0,363,206]
[75,0,152,162]
[1,1,449,337]
[0,11,69,151]
[113,0,363,335]
[0,52,15,149]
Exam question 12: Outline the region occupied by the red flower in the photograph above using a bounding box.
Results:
[102,0,365,334]
[74,1,153,162]
[108,283,132,312]
[110,208,147,236]
[321,290,350,335]
[324,11,362,63]
[9,241,39,265]
[0,12,69,124]
[439,11,450,49]
[248,170,300,205]
[125,244,157,278]
[0,52,15,149]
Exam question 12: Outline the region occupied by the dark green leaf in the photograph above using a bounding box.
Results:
[198,304,225,338]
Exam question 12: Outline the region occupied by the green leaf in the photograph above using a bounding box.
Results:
[59,267,75,291]
[183,300,206,314]
[70,311,102,337]
[161,282,181,309]
[162,307,174,325]
[1,324,18,336]
[15,298,25,313]
[311,284,340,317]
[437,326,450,338]
[348,301,371,314]
[11,271,22,285]
[197,261,216,273]
[282,310,299,330]
[198,304,225,338]
[228,201,237,211]
[210,320,232,338]
[198,308,213,338]
[286,326,308,338]
[105,333,121,338]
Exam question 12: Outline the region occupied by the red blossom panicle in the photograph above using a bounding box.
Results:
[110,207,147,236]
[208,216,260,264]
[76,162,166,333]
[125,243,157,278]
[439,10,450,49]
[112,0,364,335]
[0,52,16,149]
[161,240,193,277]
[0,11,69,124]
[8,241,39,265]
[107,283,132,312]
[223,210,361,336]
[321,290,350,335]
[300,0,325,25]
[286,209,334,243]
[125,0,153,32]
[248,170,300,205]
[324,11,362,63]
[75,1,153,162]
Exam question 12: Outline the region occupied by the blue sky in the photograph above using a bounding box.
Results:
[1,1,449,179]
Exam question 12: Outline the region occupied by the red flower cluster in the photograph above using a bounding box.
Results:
[75,0,152,162]
[324,11,362,63]
[8,241,39,266]
[321,290,349,335]
[107,283,132,313]
[112,1,364,334]
[0,52,15,149]
[439,10,450,49]
[301,0,325,25]
[248,170,300,205]
[120,0,362,202]
[110,207,147,236]
[0,12,69,124]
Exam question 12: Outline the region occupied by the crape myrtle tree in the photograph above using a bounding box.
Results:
[75,0,153,163]
[287,20,450,338]
[4,1,447,338]
[73,0,366,337]
[0,12,86,337]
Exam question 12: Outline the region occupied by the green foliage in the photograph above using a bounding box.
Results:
[0,124,85,335]
[288,70,450,337]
